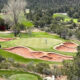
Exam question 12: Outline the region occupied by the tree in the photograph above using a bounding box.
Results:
[52,65,62,77]
[21,21,34,35]
[36,63,50,74]
[3,0,27,37]
[55,17,64,21]
[76,30,80,40]
[0,55,5,63]
[77,46,80,56]
[73,12,79,18]
[63,46,80,80]
[78,18,80,22]
[26,62,35,72]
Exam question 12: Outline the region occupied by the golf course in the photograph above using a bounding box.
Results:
[0,0,80,79]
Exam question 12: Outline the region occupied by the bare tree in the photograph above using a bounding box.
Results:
[3,0,27,37]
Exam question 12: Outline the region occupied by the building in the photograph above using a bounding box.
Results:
[43,75,55,80]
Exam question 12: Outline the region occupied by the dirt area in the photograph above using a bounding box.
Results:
[63,42,77,48]
[5,47,33,58]
[46,53,72,62]
[0,38,14,42]
[56,76,67,80]
[4,46,73,62]
[55,42,78,52]
[0,78,6,80]
[31,52,45,58]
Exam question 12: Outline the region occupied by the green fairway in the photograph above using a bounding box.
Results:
[0,31,75,64]
[0,32,63,39]
[0,37,75,56]
[0,32,76,56]
[0,70,42,80]
[53,13,69,18]
[53,13,78,23]
[0,38,63,49]
[0,32,65,49]
[0,32,65,50]
[64,18,78,23]
[9,74,38,80]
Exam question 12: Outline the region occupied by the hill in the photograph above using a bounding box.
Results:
[27,0,80,9]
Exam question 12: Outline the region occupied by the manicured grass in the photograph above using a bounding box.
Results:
[0,32,65,49]
[0,49,61,64]
[0,32,75,56]
[0,37,75,56]
[0,38,63,49]
[64,18,78,23]
[0,33,14,38]
[0,32,66,49]
[0,70,42,80]
[9,74,38,80]
[0,32,64,39]
[53,13,69,19]
[53,13,78,23]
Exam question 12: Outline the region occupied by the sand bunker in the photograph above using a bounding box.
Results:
[55,42,77,52]
[40,56,53,61]
[0,38,14,42]
[5,47,33,58]
[47,53,72,62]
[4,46,72,62]
[0,78,6,80]
[63,42,77,48]
[31,52,45,58]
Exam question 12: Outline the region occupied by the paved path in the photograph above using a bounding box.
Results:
[0,31,12,34]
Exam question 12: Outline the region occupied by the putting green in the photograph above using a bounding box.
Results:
[9,74,38,80]
[1,38,63,49]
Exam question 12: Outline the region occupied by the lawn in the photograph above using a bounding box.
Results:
[9,74,38,80]
[64,18,78,23]
[0,32,65,49]
[0,32,63,39]
[0,32,76,56]
[0,70,42,80]
[53,13,78,23]
[53,13,69,19]
[0,38,63,49]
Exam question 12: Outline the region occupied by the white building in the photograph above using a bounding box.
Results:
[43,75,55,80]
[25,9,30,14]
